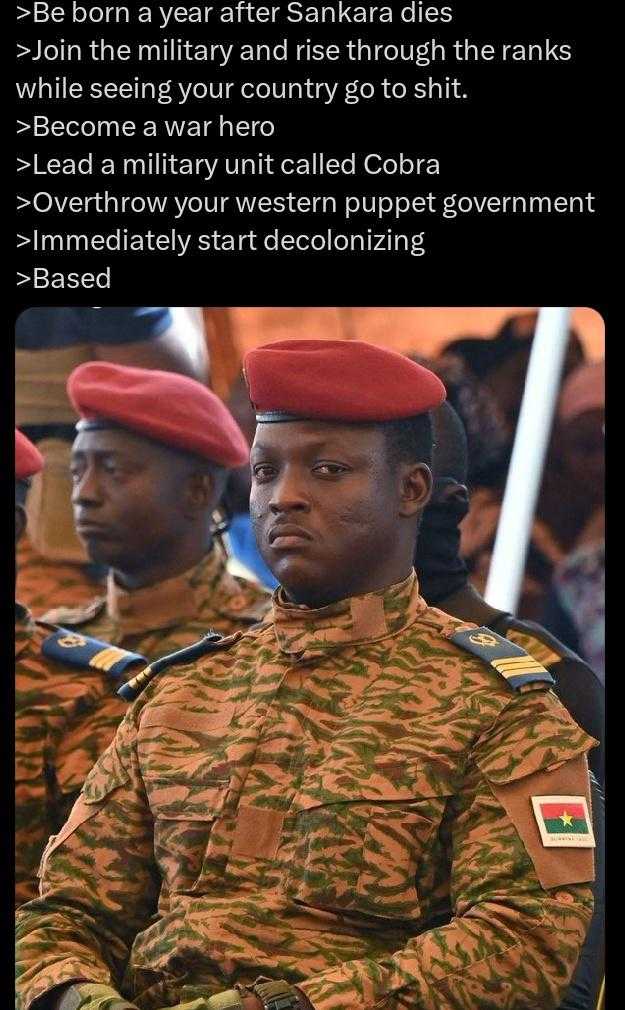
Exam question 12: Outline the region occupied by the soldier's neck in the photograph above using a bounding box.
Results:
[436,582,506,628]
[113,537,214,591]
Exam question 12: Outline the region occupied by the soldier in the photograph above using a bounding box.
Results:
[414,401,605,1010]
[16,306,209,612]
[42,362,271,658]
[15,429,144,906]
[17,341,597,1010]
[415,401,605,784]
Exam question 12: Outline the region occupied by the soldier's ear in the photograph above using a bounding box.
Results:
[398,463,432,518]
[182,472,213,515]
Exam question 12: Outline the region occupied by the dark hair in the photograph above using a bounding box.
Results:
[377,413,433,471]
[441,317,586,380]
[205,461,229,502]
[431,402,469,484]
[162,443,229,503]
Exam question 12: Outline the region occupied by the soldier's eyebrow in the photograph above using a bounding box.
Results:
[71,447,133,464]
[251,439,373,468]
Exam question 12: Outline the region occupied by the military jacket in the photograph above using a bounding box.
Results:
[15,605,131,905]
[16,532,104,614]
[42,547,271,660]
[491,613,605,784]
[16,574,596,1010]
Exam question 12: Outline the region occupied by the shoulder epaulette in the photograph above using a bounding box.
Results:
[494,614,582,666]
[41,627,146,681]
[117,629,239,702]
[449,625,555,691]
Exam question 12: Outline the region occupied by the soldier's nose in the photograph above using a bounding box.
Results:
[269,474,310,514]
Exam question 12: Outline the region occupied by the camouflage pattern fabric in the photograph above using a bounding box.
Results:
[16,533,105,614]
[492,613,605,785]
[42,547,271,660]
[17,573,596,1010]
[15,605,129,906]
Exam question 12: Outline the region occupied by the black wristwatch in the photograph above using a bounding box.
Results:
[251,978,303,1010]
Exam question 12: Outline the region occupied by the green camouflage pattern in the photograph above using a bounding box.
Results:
[17,573,596,1010]
[16,533,105,615]
[42,547,271,660]
[15,605,129,906]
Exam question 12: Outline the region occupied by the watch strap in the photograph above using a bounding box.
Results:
[252,979,302,1010]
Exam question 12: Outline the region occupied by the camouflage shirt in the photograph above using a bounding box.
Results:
[42,547,271,660]
[16,532,105,615]
[15,604,130,906]
[17,573,596,1010]
[491,613,605,785]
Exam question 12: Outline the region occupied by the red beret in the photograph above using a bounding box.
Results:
[67,362,249,468]
[244,339,446,422]
[15,428,44,480]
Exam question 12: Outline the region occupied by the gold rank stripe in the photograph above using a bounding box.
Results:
[89,646,127,672]
[124,666,153,692]
[496,667,549,681]
[491,659,548,678]
[492,656,549,671]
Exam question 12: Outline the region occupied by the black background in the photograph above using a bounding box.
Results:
[12,2,608,303]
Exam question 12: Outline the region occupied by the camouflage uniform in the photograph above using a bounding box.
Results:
[16,532,105,614]
[17,574,596,1010]
[491,614,605,785]
[42,547,271,661]
[15,604,131,906]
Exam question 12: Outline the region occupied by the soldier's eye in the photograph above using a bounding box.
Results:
[313,462,349,476]
[253,464,277,481]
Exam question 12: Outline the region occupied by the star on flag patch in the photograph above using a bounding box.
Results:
[531,795,595,848]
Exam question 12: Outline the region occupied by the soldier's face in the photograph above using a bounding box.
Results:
[70,428,191,571]
[250,420,423,607]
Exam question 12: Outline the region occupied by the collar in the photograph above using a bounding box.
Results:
[105,548,238,635]
[271,570,428,659]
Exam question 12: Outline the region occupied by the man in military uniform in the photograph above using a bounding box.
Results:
[415,401,605,783]
[17,342,596,1010]
[15,429,145,906]
[414,401,605,1010]
[42,362,270,658]
[16,307,208,612]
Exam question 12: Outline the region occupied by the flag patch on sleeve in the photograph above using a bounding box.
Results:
[531,795,595,848]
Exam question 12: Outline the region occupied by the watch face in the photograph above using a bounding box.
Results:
[267,998,299,1010]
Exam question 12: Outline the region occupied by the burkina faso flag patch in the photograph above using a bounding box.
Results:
[531,795,595,848]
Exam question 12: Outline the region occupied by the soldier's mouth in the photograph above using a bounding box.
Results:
[75,522,115,538]
[268,523,313,549]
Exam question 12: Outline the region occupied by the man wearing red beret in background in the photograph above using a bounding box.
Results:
[15,429,146,906]
[17,342,596,1010]
[41,362,270,661]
